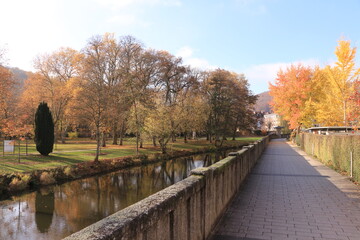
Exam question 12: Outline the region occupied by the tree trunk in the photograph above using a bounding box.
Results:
[61,131,66,144]
[101,131,106,147]
[215,134,220,146]
[136,131,139,155]
[152,136,157,147]
[140,138,143,148]
[119,133,124,145]
[159,138,168,154]
[112,124,118,145]
[60,122,66,144]
[232,127,237,140]
[119,122,125,146]
[184,131,188,143]
[160,144,166,154]
[94,126,100,162]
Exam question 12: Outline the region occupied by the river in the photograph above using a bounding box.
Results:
[0,150,231,240]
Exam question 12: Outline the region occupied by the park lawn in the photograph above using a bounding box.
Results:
[0,137,262,174]
[234,137,263,142]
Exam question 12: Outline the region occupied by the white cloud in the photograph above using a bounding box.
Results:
[242,59,320,94]
[176,46,193,59]
[176,46,217,70]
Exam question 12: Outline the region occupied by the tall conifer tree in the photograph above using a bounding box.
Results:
[34,102,54,156]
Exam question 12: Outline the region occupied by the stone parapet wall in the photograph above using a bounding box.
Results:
[64,137,269,240]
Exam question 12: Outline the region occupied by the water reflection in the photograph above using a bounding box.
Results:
[0,151,228,240]
[35,189,54,233]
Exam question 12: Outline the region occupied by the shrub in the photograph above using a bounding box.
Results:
[9,174,31,191]
[67,132,78,139]
[39,172,56,185]
[63,166,76,178]
[300,133,360,182]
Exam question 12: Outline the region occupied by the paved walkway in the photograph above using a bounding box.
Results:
[211,139,360,240]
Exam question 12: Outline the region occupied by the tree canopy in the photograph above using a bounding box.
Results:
[1,33,258,160]
[270,39,360,129]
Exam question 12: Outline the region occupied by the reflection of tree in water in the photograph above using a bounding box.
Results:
[0,149,233,239]
[35,189,55,233]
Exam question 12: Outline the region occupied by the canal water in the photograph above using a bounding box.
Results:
[0,150,231,240]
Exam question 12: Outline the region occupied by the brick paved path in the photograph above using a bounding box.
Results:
[211,139,360,240]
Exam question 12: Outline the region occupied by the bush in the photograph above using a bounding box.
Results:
[300,133,360,182]
[39,172,56,185]
[63,166,76,178]
[9,174,31,191]
[67,132,78,139]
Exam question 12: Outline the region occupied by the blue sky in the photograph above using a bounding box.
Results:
[1,0,360,94]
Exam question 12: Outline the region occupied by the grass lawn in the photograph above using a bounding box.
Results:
[0,136,262,173]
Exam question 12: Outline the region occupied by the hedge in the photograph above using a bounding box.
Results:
[299,133,360,182]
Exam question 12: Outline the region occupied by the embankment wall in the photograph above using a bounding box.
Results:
[64,137,269,240]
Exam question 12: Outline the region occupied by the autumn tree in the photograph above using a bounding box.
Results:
[0,66,19,138]
[154,51,195,143]
[269,64,313,129]
[324,39,360,125]
[120,37,158,154]
[0,67,14,121]
[348,79,360,125]
[202,69,255,146]
[144,96,173,153]
[77,35,113,162]
[177,77,208,143]
[32,47,80,142]
[227,73,257,139]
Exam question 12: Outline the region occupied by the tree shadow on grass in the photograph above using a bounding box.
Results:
[0,154,88,172]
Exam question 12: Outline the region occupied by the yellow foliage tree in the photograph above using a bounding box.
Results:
[324,39,360,125]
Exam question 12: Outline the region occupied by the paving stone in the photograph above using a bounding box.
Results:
[211,139,360,240]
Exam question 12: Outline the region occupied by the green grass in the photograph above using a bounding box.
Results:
[0,137,262,173]
[234,137,263,141]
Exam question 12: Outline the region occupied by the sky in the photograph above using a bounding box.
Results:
[1,0,360,94]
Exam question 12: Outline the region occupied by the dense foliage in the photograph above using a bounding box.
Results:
[300,133,360,183]
[0,33,257,160]
[34,102,54,156]
[270,39,360,129]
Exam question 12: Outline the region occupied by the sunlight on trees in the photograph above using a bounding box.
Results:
[1,33,258,160]
[270,39,360,129]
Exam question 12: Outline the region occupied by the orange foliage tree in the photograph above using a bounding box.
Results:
[348,79,360,125]
[269,64,313,129]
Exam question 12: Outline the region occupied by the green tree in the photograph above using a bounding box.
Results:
[34,102,54,156]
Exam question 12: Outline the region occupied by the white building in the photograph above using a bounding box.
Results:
[263,113,281,131]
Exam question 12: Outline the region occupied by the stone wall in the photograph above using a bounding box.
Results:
[64,137,269,240]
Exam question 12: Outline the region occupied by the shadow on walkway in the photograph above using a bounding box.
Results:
[210,139,360,240]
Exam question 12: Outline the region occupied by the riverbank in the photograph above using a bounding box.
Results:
[0,139,257,199]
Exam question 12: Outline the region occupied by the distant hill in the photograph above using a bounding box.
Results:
[254,91,272,113]
[9,67,29,94]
